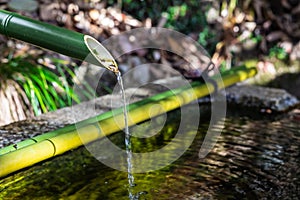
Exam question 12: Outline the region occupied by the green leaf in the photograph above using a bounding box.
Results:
[24,78,41,115]
[28,73,57,111]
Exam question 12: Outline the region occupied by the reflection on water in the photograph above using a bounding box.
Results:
[0,105,300,199]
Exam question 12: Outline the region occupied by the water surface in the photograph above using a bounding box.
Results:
[0,105,299,199]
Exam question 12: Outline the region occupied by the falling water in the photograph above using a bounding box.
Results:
[91,53,136,199]
[115,71,135,199]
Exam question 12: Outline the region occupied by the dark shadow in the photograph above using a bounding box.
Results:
[267,72,300,99]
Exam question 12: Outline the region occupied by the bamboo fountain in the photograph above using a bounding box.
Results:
[0,9,258,178]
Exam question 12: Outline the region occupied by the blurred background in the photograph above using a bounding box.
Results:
[0,0,300,125]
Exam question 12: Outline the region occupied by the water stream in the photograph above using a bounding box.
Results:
[93,56,136,199]
[116,71,136,199]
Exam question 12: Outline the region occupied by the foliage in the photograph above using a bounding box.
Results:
[198,26,217,55]
[269,46,288,60]
[109,0,178,24]
[163,2,207,33]
[0,55,93,122]
[108,1,209,31]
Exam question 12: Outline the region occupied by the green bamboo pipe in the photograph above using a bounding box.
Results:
[0,9,117,71]
[0,64,257,178]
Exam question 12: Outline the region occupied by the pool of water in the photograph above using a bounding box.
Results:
[0,105,300,199]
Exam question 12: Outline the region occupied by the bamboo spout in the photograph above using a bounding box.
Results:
[0,9,118,72]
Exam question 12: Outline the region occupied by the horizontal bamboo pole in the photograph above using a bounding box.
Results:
[0,65,257,178]
[0,140,55,176]
[0,98,127,155]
